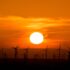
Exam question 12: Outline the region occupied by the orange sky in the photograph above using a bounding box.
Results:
[0,0,70,18]
[0,17,70,49]
[0,0,70,48]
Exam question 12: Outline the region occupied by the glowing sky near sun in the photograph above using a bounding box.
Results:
[0,0,70,48]
[0,16,70,48]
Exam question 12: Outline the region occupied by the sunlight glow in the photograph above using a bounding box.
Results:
[30,32,44,44]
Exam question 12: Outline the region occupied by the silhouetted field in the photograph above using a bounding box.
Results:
[0,58,69,69]
[0,48,68,59]
[0,45,70,65]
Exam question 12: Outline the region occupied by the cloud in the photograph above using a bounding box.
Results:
[0,16,70,47]
[0,16,70,31]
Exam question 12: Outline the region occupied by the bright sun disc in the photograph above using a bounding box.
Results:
[30,32,44,44]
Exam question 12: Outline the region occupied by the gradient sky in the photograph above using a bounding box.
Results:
[0,0,70,18]
[0,0,70,48]
[0,17,70,48]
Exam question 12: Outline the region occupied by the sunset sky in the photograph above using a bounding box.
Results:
[0,0,70,18]
[0,0,70,49]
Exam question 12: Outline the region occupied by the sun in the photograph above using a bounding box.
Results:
[30,32,44,44]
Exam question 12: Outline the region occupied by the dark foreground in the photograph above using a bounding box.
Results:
[0,59,70,69]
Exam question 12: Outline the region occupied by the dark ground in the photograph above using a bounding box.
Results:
[0,59,70,69]
[0,47,70,69]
